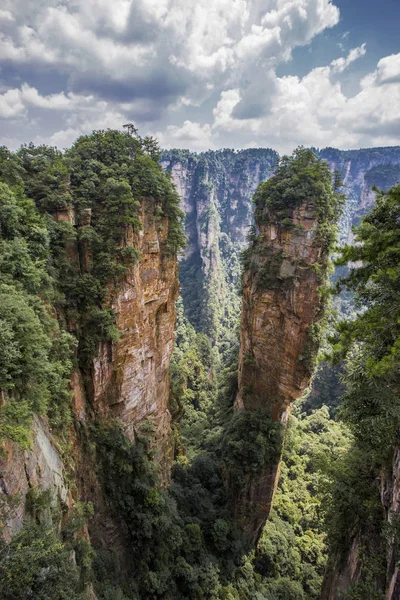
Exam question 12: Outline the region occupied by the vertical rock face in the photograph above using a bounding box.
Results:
[230,149,342,544]
[0,417,70,541]
[234,200,328,542]
[92,202,179,478]
[237,203,324,417]
[1,198,179,542]
[161,150,278,337]
[318,147,400,243]
[320,535,364,600]
[57,198,179,472]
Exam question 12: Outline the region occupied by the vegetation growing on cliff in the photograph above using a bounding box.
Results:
[0,491,94,599]
[253,147,344,248]
[242,148,344,297]
[0,128,185,444]
[0,128,186,597]
[84,147,345,599]
[91,400,350,600]
[323,184,400,596]
[0,178,75,445]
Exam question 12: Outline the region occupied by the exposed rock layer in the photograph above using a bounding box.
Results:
[234,199,328,542]
[0,198,178,542]
[162,147,400,340]
[92,202,179,479]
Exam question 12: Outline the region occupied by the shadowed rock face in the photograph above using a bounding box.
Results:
[234,198,331,543]
[238,202,324,416]
[0,198,179,546]
[91,201,179,482]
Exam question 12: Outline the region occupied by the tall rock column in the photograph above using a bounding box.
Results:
[232,149,342,543]
[92,201,179,482]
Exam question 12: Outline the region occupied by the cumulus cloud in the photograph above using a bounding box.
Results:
[0,89,25,119]
[0,0,398,152]
[374,53,400,85]
[157,121,215,151]
[210,47,400,152]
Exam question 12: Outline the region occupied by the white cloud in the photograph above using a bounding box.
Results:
[0,9,14,22]
[0,0,398,153]
[0,84,95,116]
[157,121,215,151]
[0,0,340,111]
[374,53,400,84]
[331,43,366,73]
[0,89,26,119]
[210,47,400,153]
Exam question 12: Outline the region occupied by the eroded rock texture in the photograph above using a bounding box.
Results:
[237,203,324,416]
[234,191,333,543]
[0,417,70,541]
[0,198,179,545]
[92,202,179,478]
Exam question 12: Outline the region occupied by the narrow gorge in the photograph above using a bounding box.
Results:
[1,131,400,600]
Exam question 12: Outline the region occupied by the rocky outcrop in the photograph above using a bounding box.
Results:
[0,197,179,543]
[229,144,344,545]
[233,199,329,542]
[237,204,325,417]
[0,417,70,541]
[92,201,179,479]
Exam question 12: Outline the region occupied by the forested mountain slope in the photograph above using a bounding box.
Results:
[0,134,399,600]
[161,146,400,342]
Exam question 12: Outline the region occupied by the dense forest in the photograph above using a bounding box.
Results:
[0,128,399,600]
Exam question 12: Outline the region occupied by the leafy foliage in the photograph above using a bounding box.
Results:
[93,420,243,600]
[255,406,351,598]
[220,409,282,490]
[323,184,400,592]
[253,147,344,249]
[0,522,85,600]
[0,177,75,444]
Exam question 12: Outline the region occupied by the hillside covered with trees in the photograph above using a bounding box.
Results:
[0,129,399,600]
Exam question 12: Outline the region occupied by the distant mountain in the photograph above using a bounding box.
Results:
[161,146,400,338]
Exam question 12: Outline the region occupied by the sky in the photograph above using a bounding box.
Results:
[0,0,400,153]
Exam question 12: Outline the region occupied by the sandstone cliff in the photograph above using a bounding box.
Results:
[231,149,342,543]
[91,200,179,477]
[162,147,400,341]
[0,196,179,542]
[0,132,185,600]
